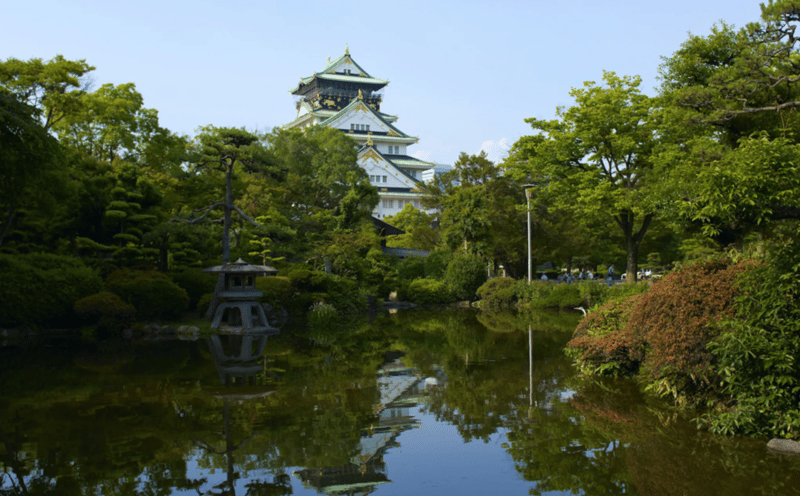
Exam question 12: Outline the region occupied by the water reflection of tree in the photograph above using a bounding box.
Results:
[391,309,580,443]
[0,324,390,496]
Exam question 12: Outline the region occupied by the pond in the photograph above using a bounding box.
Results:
[1,308,798,496]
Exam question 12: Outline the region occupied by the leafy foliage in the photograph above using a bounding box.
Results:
[476,277,517,310]
[73,292,136,332]
[507,72,658,281]
[104,269,189,319]
[424,250,453,280]
[398,278,455,305]
[0,253,102,327]
[569,257,752,399]
[704,236,800,438]
[168,269,218,310]
[444,253,487,300]
[397,256,426,280]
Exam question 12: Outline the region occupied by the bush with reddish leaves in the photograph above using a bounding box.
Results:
[629,257,754,397]
[568,256,753,402]
[567,294,645,376]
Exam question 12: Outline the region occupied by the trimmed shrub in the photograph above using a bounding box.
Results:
[279,267,368,314]
[399,279,454,305]
[517,280,582,309]
[0,254,103,328]
[542,284,583,308]
[444,254,487,300]
[169,270,218,310]
[515,280,554,305]
[476,277,517,310]
[105,269,189,320]
[324,275,369,315]
[607,281,650,302]
[74,292,136,332]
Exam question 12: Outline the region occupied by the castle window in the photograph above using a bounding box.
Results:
[383,175,387,183]
[394,146,400,154]
[351,124,354,130]
[366,125,370,132]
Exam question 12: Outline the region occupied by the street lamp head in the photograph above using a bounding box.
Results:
[522,183,536,200]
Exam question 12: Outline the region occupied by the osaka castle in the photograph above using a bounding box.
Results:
[285,46,434,219]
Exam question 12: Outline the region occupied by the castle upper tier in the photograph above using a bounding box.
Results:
[285,46,434,219]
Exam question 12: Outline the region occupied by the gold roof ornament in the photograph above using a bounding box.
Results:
[366,136,374,146]
[345,43,350,55]
[357,89,364,100]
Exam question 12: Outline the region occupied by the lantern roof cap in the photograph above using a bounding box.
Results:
[202,258,278,275]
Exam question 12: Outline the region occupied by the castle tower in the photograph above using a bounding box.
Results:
[285,47,434,219]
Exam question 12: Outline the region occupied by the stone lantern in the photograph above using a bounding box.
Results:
[202,258,278,333]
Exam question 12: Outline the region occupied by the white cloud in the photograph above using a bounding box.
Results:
[478,138,511,163]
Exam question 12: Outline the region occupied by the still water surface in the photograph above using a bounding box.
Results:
[1,308,798,495]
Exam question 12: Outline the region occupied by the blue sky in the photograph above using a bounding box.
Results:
[4,0,761,165]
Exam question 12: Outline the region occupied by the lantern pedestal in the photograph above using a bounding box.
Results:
[203,259,279,334]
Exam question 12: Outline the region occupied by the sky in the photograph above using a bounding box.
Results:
[3,0,763,165]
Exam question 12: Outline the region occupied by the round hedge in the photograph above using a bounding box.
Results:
[74,292,136,332]
[105,269,189,320]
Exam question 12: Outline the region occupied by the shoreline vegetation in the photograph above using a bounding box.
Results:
[1,237,798,444]
[4,1,800,448]
[566,236,800,441]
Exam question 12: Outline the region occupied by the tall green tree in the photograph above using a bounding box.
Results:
[0,92,64,247]
[53,82,187,173]
[383,204,440,251]
[508,72,658,281]
[190,126,278,264]
[187,126,283,319]
[0,54,94,132]
[421,151,525,272]
[267,126,378,233]
[656,2,800,246]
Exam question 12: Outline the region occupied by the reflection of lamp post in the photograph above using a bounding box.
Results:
[522,184,536,283]
[529,324,533,417]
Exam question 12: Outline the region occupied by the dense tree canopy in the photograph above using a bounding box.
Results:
[507,73,658,281]
[656,1,800,245]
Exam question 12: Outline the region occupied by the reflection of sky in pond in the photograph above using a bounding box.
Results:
[178,405,551,496]
[3,309,800,496]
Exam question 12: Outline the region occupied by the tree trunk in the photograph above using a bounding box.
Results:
[206,159,234,322]
[158,232,169,272]
[222,160,233,265]
[616,210,653,283]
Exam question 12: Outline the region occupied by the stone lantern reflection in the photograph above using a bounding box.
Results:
[203,258,278,333]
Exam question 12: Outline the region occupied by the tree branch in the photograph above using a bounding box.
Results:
[230,204,261,227]
[186,203,225,224]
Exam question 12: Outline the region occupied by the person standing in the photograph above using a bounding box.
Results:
[606,264,615,287]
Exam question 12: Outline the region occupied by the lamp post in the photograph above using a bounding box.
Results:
[522,184,536,283]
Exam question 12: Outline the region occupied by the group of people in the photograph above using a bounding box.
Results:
[539,264,621,287]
